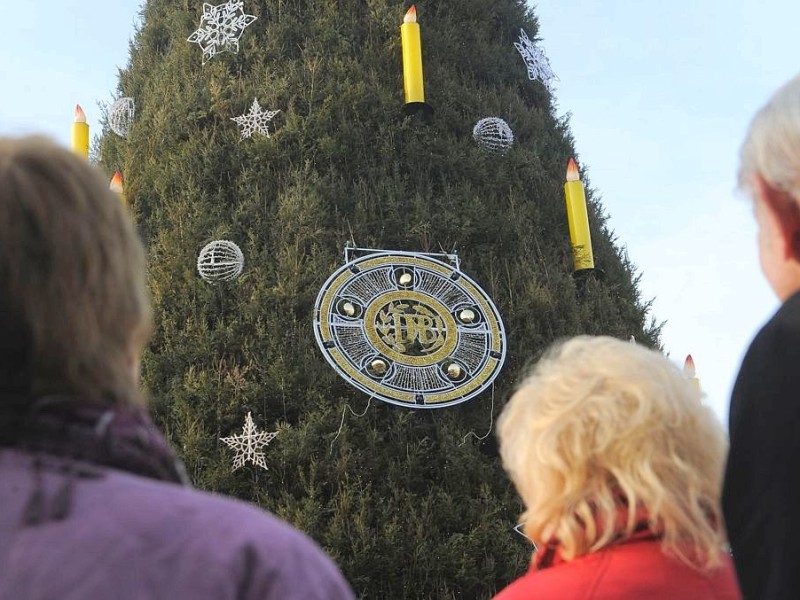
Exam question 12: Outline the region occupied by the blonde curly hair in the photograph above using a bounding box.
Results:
[497,336,728,571]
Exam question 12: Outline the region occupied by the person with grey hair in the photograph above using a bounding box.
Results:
[722,73,800,600]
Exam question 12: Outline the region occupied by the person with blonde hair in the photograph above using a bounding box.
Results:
[494,336,740,599]
[723,72,800,600]
[0,136,354,600]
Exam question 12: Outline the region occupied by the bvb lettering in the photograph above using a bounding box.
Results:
[377,301,447,355]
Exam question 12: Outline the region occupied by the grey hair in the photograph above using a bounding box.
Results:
[739,73,800,199]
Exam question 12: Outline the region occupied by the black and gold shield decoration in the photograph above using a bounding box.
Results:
[313,249,506,408]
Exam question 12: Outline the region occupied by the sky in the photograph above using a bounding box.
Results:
[1,0,797,424]
[533,0,799,423]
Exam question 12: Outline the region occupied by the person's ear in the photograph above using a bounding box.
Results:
[754,175,800,261]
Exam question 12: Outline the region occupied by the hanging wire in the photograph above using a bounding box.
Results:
[329,395,373,455]
[459,383,495,446]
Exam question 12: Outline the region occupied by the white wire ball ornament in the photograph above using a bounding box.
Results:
[197,240,245,283]
[472,117,514,155]
[108,97,135,138]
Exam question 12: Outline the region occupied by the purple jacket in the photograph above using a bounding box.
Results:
[0,447,355,600]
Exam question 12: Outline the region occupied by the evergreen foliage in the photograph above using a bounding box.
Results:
[100,0,661,597]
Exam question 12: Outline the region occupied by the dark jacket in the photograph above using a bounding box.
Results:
[723,290,800,600]
[0,402,355,600]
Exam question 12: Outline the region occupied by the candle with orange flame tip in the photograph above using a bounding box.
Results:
[683,354,701,392]
[401,6,430,113]
[109,171,125,203]
[72,105,89,159]
[564,157,595,272]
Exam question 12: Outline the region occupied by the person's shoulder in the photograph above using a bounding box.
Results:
[86,468,355,599]
[493,553,609,600]
[99,467,323,553]
[749,291,800,355]
[99,467,280,527]
[494,543,740,600]
[0,449,355,599]
[733,293,800,397]
[599,542,740,599]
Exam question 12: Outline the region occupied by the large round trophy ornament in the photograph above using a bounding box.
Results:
[313,249,506,408]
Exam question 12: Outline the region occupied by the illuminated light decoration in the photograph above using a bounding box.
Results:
[473,117,514,155]
[109,171,125,204]
[459,309,476,324]
[684,354,701,392]
[109,172,124,194]
[314,248,507,409]
[446,363,463,379]
[108,97,135,138]
[683,354,696,377]
[187,1,257,64]
[72,104,89,159]
[563,157,595,272]
[197,240,245,283]
[514,29,558,92]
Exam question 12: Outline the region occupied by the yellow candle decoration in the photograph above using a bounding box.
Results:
[72,104,89,159]
[564,157,595,272]
[401,5,425,106]
[109,171,125,204]
[683,354,701,392]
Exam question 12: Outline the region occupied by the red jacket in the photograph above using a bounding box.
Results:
[494,534,741,600]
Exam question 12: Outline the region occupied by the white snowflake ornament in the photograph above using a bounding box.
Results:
[514,29,558,92]
[108,97,135,138]
[187,1,257,64]
[473,117,514,155]
[231,99,280,139]
[220,412,279,471]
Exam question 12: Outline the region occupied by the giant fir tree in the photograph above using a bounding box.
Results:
[99,0,660,597]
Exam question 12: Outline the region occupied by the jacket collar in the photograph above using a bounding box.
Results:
[1,394,188,486]
[532,503,661,571]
